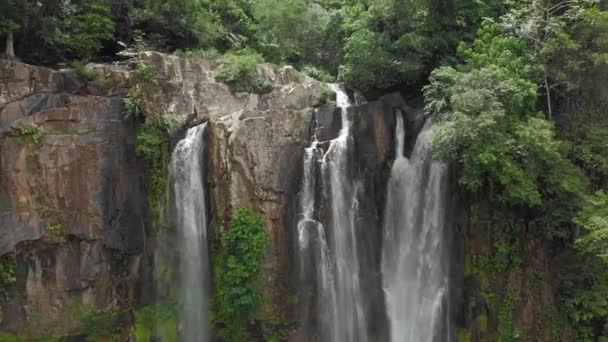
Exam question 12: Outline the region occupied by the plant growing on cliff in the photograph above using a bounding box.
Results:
[215,49,272,94]
[136,114,177,231]
[13,126,44,147]
[175,48,221,59]
[70,59,97,81]
[213,206,268,341]
[0,256,16,305]
[47,222,66,244]
[132,301,180,341]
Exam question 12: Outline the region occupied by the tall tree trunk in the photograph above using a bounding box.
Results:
[544,74,553,120]
[5,31,15,59]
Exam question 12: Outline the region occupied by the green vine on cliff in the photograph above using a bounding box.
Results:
[497,280,524,342]
[136,114,176,231]
[12,127,44,148]
[0,255,16,305]
[213,206,268,341]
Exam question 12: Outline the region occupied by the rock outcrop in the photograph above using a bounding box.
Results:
[0,52,331,338]
[0,60,145,336]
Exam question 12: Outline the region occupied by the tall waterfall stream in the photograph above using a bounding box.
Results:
[297,88,451,341]
[381,115,451,341]
[170,123,210,342]
[297,85,368,341]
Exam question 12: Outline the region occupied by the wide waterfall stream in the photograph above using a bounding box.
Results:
[382,114,451,341]
[297,87,451,341]
[170,123,210,342]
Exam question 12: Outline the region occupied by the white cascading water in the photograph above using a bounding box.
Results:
[381,113,451,341]
[297,85,368,342]
[170,123,210,342]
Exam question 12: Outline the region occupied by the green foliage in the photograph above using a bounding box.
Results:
[542,6,608,110]
[319,83,333,104]
[132,301,179,341]
[425,65,584,207]
[497,280,524,341]
[71,60,97,81]
[82,308,124,339]
[561,111,608,189]
[47,222,66,244]
[339,28,421,91]
[213,207,268,341]
[133,63,158,92]
[124,97,138,118]
[458,23,541,81]
[136,115,176,232]
[300,65,334,83]
[562,266,608,341]
[0,256,16,304]
[252,0,329,64]
[215,50,272,93]
[13,127,44,147]
[575,191,608,262]
[457,328,472,342]
[131,0,224,51]
[65,0,115,58]
[92,77,116,92]
[175,48,221,59]
[125,62,158,118]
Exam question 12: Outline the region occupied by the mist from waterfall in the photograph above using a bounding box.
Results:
[297,85,369,342]
[381,114,451,341]
[170,123,210,342]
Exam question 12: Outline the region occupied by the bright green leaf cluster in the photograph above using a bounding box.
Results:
[136,114,177,231]
[215,49,272,93]
[213,207,268,342]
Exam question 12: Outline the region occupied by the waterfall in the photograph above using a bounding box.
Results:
[170,123,210,342]
[381,114,451,341]
[297,85,368,342]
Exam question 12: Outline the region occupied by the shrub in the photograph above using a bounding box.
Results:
[47,222,66,244]
[215,50,272,93]
[13,127,44,147]
[213,207,268,341]
[82,309,124,338]
[70,59,97,81]
[0,256,16,304]
[132,301,179,341]
[175,48,221,59]
[133,63,157,92]
[300,64,334,83]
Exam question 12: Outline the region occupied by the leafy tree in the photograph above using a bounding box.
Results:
[575,191,608,262]
[209,0,256,50]
[215,49,271,93]
[542,5,608,112]
[0,0,23,59]
[340,28,421,90]
[252,0,330,65]
[425,66,583,207]
[65,0,115,58]
[130,0,223,51]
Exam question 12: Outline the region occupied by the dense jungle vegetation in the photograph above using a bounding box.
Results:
[2,0,608,340]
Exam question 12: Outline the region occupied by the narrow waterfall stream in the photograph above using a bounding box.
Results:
[297,85,369,342]
[381,114,451,341]
[170,123,210,342]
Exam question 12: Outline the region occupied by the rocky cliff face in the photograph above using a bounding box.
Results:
[0,60,145,337]
[0,52,571,341]
[0,52,333,338]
